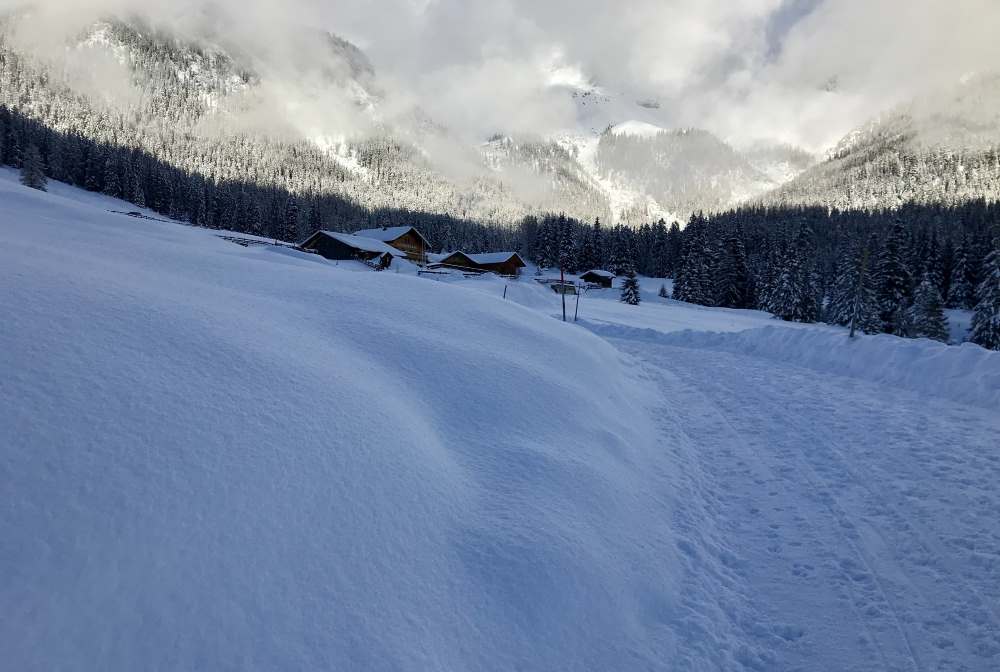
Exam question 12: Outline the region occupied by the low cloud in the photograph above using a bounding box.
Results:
[3,0,999,151]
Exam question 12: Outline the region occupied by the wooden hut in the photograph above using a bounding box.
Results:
[352,226,430,264]
[579,269,615,288]
[299,231,400,269]
[438,251,526,277]
[466,252,527,277]
[436,252,481,273]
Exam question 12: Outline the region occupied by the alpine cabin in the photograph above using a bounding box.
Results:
[579,269,615,288]
[353,226,430,264]
[299,231,400,269]
[438,251,527,277]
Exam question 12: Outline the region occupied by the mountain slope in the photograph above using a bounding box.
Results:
[768,74,1000,209]
[0,13,818,230]
[1,15,604,227]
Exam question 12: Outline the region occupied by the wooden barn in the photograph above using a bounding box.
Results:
[353,226,430,264]
[438,251,527,277]
[299,231,400,269]
[579,269,615,288]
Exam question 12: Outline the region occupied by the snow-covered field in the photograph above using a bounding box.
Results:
[3,169,1000,671]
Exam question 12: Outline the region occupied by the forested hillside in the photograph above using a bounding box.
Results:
[768,75,1000,210]
[0,17,608,230]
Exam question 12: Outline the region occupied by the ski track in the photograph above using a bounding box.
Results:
[609,335,1000,672]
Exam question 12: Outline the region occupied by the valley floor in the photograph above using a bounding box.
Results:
[3,169,1000,671]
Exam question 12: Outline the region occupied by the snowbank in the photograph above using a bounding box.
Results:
[0,174,685,670]
[589,322,1000,410]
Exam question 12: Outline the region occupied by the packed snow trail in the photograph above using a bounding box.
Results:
[603,331,1000,672]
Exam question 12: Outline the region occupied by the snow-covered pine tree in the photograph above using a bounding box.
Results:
[909,274,949,342]
[827,243,858,325]
[609,226,631,275]
[876,220,913,334]
[556,214,575,272]
[923,231,944,292]
[768,250,802,322]
[947,239,976,309]
[535,219,557,269]
[592,218,605,269]
[621,270,641,306]
[970,243,1000,350]
[674,226,714,305]
[652,220,670,278]
[847,236,882,336]
[576,220,598,272]
[0,105,8,165]
[19,143,46,191]
[714,232,752,308]
[103,156,121,198]
[658,284,669,299]
[793,223,820,322]
[664,221,682,277]
[282,197,300,242]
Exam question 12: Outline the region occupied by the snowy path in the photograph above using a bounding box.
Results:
[609,334,1000,671]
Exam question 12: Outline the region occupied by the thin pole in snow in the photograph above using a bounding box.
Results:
[560,266,566,322]
[503,285,507,300]
[574,286,581,322]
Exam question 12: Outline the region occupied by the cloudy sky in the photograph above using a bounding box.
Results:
[6,0,1000,151]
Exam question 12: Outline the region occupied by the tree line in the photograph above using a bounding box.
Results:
[4,102,998,351]
[514,205,999,350]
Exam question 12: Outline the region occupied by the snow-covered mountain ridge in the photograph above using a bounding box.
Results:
[768,73,1000,210]
[0,13,818,227]
[5,12,998,226]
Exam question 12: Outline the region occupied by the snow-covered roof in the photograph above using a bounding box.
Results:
[353,226,429,246]
[465,252,525,266]
[581,269,615,278]
[317,231,401,256]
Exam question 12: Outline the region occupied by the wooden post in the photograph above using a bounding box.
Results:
[503,285,507,300]
[574,286,581,322]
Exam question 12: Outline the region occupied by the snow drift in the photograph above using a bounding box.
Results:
[0,172,684,670]
[589,322,1000,411]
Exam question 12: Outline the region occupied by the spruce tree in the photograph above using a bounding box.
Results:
[847,236,882,336]
[946,240,975,309]
[715,232,752,308]
[675,228,714,305]
[19,143,46,191]
[0,105,8,165]
[792,223,820,322]
[970,244,1000,350]
[827,243,858,326]
[652,220,670,278]
[665,221,683,278]
[576,221,598,271]
[658,284,669,299]
[592,218,604,269]
[768,251,802,322]
[609,227,631,276]
[620,270,641,306]
[876,220,913,334]
[556,214,575,271]
[909,275,949,342]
